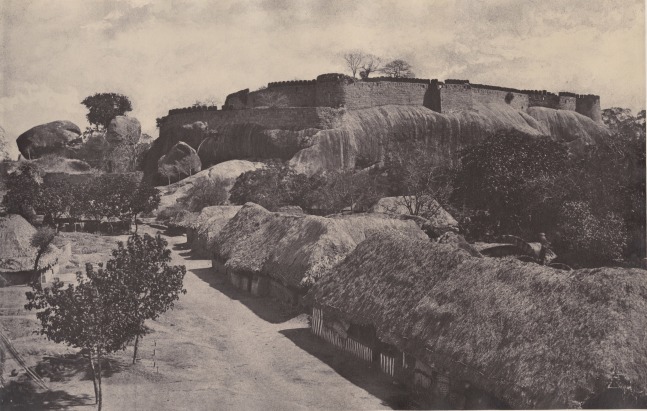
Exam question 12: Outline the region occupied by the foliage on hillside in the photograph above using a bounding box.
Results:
[2,168,159,229]
[450,113,645,267]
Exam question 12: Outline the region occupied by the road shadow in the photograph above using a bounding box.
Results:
[279,327,415,410]
[191,267,303,324]
[0,378,93,410]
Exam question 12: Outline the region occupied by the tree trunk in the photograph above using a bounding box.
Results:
[97,349,103,411]
[133,214,139,234]
[89,350,99,405]
[33,250,43,273]
[132,333,140,364]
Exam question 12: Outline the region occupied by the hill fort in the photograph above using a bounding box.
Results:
[162,73,601,121]
[149,73,608,179]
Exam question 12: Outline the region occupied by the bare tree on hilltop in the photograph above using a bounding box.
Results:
[359,54,382,79]
[381,59,415,78]
[344,52,365,78]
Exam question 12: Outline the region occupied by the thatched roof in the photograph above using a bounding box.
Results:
[167,210,200,229]
[214,203,428,289]
[307,231,647,408]
[187,206,242,257]
[0,214,60,272]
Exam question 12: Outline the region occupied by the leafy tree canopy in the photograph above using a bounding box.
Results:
[81,93,132,130]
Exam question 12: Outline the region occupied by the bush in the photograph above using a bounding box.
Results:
[156,204,185,224]
[229,162,301,211]
[452,131,569,238]
[180,177,228,212]
[555,201,628,267]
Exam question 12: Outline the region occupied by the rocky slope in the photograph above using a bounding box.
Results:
[156,159,264,215]
[147,103,612,178]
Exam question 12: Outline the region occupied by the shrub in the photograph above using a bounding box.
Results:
[180,177,228,212]
[555,201,628,267]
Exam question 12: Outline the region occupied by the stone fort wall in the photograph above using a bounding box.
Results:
[163,74,601,125]
[159,106,343,132]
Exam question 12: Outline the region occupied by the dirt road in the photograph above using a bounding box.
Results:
[98,227,405,410]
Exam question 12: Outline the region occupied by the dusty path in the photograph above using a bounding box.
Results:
[100,226,404,410]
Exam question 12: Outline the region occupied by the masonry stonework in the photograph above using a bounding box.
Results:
[175,74,602,126]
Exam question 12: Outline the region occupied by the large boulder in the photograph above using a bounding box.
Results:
[16,121,81,159]
[106,116,141,145]
[156,159,264,216]
[157,142,201,183]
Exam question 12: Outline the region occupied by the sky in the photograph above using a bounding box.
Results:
[1,0,645,158]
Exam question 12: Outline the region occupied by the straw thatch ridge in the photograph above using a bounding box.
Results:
[214,203,428,289]
[167,210,200,230]
[0,214,60,272]
[186,205,242,257]
[307,231,647,408]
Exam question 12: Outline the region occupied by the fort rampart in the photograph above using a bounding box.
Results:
[159,74,601,125]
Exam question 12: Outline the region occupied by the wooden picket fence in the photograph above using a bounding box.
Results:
[380,353,396,377]
[311,308,373,363]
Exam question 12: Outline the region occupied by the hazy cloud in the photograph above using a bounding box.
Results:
[0,0,644,156]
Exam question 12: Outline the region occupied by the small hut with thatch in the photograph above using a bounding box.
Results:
[0,215,67,285]
[213,203,428,305]
[306,231,647,409]
[186,206,242,258]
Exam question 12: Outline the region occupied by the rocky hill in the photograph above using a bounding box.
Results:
[145,101,611,180]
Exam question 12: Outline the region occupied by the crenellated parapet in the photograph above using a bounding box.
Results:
[168,73,601,122]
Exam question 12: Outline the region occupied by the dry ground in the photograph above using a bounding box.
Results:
[1,226,408,410]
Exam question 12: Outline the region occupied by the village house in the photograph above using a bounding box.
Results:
[0,214,70,286]
[212,203,428,305]
[306,231,647,409]
[185,205,242,258]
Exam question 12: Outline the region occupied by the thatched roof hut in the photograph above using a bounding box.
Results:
[214,203,428,289]
[0,214,60,273]
[307,231,647,408]
[166,210,200,231]
[186,206,242,257]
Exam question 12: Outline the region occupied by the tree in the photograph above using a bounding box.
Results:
[0,137,10,161]
[555,201,627,266]
[35,179,77,228]
[256,91,289,108]
[157,163,174,186]
[79,174,159,231]
[381,59,415,78]
[359,54,381,79]
[344,52,364,78]
[229,162,299,211]
[125,182,161,232]
[30,227,57,282]
[303,170,381,215]
[382,139,453,218]
[25,264,139,410]
[180,177,228,212]
[451,131,570,239]
[103,234,186,364]
[2,162,43,222]
[81,93,133,130]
